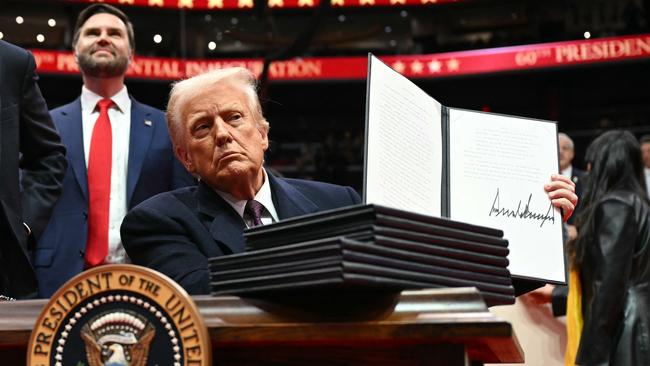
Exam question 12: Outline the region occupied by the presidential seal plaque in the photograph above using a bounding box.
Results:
[27,264,211,366]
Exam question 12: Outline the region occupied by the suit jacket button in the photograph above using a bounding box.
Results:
[79,250,85,258]
[83,212,88,220]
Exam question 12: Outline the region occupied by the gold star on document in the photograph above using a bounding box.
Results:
[148,0,164,6]
[410,60,424,74]
[268,0,283,6]
[119,0,135,4]
[421,0,437,3]
[392,61,406,74]
[238,0,253,7]
[390,0,406,4]
[446,58,460,71]
[208,0,224,8]
[359,0,375,5]
[298,0,314,6]
[178,0,193,7]
[331,0,344,5]
[428,59,441,73]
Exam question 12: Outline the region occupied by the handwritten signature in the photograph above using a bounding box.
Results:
[489,188,555,227]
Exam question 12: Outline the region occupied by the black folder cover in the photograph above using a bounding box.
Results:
[211,239,511,285]
[212,236,509,276]
[244,204,506,251]
[211,268,514,307]
[210,237,515,306]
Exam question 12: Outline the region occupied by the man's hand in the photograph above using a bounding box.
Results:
[520,284,554,305]
[545,174,577,222]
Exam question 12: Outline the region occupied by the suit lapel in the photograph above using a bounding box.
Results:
[196,182,246,254]
[268,173,320,219]
[126,99,155,206]
[195,174,319,254]
[56,99,89,200]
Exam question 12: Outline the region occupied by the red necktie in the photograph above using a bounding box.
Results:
[85,98,114,268]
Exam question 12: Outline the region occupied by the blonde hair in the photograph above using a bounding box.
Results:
[166,67,269,149]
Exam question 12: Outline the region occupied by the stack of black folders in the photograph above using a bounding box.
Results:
[208,204,515,306]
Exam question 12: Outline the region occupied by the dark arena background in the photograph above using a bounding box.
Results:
[2,0,649,193]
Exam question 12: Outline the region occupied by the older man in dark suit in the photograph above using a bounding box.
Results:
[121,67,361,294]
[0,41,67,299]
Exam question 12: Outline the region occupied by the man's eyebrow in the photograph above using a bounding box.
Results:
[220,101,247,113]
[187,111,209,123]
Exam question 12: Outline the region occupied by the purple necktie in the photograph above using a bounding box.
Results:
[245,200,265,227]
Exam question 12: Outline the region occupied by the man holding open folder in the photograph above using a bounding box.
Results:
[121,67,577,295]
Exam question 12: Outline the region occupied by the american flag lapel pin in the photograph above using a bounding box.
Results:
[144,120,152,127]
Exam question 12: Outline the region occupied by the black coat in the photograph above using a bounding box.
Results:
[576,190,650,365]
[0,41,66,298]
[121,174,361,295]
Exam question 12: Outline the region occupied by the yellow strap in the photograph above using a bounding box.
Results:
[565,267,583,366]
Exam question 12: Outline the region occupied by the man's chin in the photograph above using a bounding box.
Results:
[78,55,129,78]
[208,164,261,185]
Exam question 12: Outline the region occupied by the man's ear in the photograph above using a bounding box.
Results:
[175,146,195,174]
[259,126,269,152]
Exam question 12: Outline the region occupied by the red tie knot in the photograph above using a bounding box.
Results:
[97,98,114,112]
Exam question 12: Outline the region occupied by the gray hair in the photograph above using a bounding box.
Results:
[166,67,269,150]
[558,132,574,150]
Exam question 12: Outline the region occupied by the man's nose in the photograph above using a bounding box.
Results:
[214,119,232,146]
[97,30,111,44]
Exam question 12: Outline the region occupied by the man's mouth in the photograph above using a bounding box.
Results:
[219,151,240,160]
[92,48,114,56]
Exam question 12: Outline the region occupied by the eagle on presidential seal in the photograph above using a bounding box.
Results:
[80,310,155,366]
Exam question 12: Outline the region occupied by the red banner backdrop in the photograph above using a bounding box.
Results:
[31,33,650,81]
[67,0,461,10]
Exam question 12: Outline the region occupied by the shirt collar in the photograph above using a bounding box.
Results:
[213,168,279,222]
[561,165,573,178]
[80,85,130,113]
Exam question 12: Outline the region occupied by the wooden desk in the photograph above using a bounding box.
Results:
[0,287,522,365]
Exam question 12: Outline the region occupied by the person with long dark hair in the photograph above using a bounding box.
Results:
[566,130,650,365]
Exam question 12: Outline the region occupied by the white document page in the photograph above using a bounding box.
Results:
[365,56,443,217]
[448,108,564,282]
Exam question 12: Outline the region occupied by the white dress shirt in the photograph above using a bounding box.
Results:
[215,168,279,228]
[81,86,131,263]
[560,165,573,179]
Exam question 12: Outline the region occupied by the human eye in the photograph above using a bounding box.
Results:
[191,119,212,137]
[109,29,124,38]
[84,29,100,37]
[226,112,243,123]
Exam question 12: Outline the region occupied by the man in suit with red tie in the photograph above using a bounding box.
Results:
[34,4,194,298]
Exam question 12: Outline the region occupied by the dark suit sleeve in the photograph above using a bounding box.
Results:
[344,186,362,205]
[18,51,67,241]
[121,200,210,295]
[576,199,636,365]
